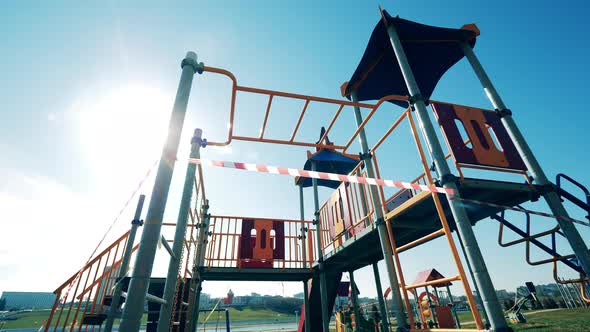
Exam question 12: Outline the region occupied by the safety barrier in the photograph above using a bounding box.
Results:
[203,216,316,269]
[44,230,136,332]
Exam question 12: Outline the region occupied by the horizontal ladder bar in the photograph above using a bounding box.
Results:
[405,275,461,291]
[396,228,446,254]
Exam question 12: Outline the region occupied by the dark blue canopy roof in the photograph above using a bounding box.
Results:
[296,149,359,189]
[344,10,477,107]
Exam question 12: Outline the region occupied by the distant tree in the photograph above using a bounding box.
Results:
[531,298,543,310]
[370,304,381,323]
[0,298,6,311]
[503,299,515,310]
[558,300,567,308]
[293,292,304,299]
[542,298,558,309]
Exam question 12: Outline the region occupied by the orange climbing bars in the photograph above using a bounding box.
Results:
[202,66,408,150]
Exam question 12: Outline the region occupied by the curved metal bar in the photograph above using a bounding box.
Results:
[343,95,409,152]
[202,66,238,147]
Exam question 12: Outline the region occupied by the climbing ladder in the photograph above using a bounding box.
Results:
[492,173,590,304]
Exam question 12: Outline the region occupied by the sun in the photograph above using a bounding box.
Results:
[78,84,172,186]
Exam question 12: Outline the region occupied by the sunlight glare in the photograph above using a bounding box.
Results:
[78,84,172,185]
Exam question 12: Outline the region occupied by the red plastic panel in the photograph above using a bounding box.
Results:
[431,102,526,171]
[325,183,353,242]
[434,306,456,328]
[239,219,255,259]
[272,220,285,259]
[238,219,285,268]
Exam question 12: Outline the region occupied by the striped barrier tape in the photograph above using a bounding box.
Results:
[60,159,158,302]
[188,158,455,195]
[453,197,590,227]
[189,158,590,227]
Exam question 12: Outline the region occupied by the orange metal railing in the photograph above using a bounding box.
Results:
[43,230,135,332]
[203,216,316,269]
[317,161,376,255]
[43,164,208,332]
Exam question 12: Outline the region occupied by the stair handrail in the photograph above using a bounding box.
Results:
[53,230,131,294]
[556,173,590,221]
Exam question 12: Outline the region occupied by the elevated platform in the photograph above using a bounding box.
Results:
[200,267,312,282]
[198,178,539,280]
[387,177,539,246]
[321,178,539,272]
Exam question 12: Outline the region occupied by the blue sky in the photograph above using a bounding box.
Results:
[1,0,589,299]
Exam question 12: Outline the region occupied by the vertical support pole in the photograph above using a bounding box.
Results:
[119,51,203,332]
[188,201,210,332]
[454,223,490,327]
[461,43,590,279]
[349,271,362,331]
[312,160,330,332]
[372,263,390,331]
[445,285,461,328]
[350,92,408,330]
[384,22,509,331]
[158,129,205,332]
[412,289,421,326]
[424,287,437,326]
[303,280,311,332]
[225,309,230,332]
[299,184,311,332]
[104,195,145,332]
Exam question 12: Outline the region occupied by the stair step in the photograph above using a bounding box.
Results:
[81,313,107,325]
[102,295,125,307]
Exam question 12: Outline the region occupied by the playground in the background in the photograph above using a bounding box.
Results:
[38,7,589,332]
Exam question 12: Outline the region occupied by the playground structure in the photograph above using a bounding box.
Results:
[505,282,538,324]
[41,8,590,332]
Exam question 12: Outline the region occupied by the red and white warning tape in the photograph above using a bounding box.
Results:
[188,158,455,195]
[189,158,590,227]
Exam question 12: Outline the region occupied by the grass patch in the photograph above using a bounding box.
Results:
[1,307,295,329]
[1,310,52,329]
[460,308,590,331]
[198,307,294,323]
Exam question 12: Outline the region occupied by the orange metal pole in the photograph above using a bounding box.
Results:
[235,85,376,108]
[319,104,345,144]
[231,135,346,150]
[405,275,462,291]
[408,111,484,329]
[384,223,416,329]
[259,95,274,139]
[290,99,311,141]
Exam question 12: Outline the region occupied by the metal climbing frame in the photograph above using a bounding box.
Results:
[315,107,494,330]
[192,61,570,331]
[202,66,409,150]
[201,60,540,330]
[57,14,590,328]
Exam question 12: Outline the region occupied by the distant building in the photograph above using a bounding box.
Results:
[223,289,234,305]
[199,293,211,307]
[0,292,56,310]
